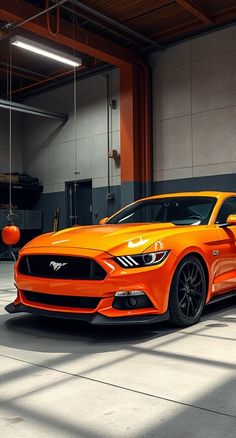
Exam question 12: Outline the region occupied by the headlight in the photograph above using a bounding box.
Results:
[115,250,169,268]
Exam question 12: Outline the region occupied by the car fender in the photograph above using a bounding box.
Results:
[168,246,212,303]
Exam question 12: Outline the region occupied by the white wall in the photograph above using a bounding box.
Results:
[22,70,120,193]
[151,25,236,183]
[0,110,22,174]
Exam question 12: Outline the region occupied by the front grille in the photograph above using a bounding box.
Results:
[18,255,106,280]
[23,290,101,309]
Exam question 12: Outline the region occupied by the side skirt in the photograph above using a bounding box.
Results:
[207,291,236,305]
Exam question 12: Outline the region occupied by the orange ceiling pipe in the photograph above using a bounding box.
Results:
[0,0,138,67]
[0,66,39,83]
[0,0,150,188]
[45,0,60,37]
[11,65,86,95]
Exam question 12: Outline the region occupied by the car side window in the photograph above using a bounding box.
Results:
[215,197,236,224]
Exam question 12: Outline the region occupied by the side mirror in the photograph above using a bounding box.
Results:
[99,217,108,225]
[226,214,236,226]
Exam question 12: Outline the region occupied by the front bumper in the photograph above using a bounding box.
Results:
[5,302,169,325]
[9,246,177,324]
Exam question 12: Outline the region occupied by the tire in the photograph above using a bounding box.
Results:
[169,255,207,327]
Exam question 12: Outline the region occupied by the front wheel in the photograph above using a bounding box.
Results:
[169,255,207,327]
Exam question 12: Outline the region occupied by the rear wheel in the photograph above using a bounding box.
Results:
[169,255,207,327]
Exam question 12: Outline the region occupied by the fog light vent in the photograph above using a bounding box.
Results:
[115,290,145,297]
[127,297,138,308]
[113,291,153,310]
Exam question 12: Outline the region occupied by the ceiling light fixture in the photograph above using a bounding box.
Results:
[11,36,82,67]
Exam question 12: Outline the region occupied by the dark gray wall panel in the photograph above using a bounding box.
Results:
[34,192,66,232]
[121,182,152,207]
[34,174,236,233]
[35,186,121,232]
[92,185,121,223]
[153,174,236,194]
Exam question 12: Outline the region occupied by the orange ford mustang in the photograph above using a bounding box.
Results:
[5,191,236,326]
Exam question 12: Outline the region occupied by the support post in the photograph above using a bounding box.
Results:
[120,63,152,206]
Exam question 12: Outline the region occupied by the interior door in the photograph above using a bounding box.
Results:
[67,180,92,227]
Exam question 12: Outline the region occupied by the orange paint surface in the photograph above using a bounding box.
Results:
[7,191,236,324]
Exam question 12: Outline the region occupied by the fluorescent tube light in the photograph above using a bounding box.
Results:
[11,36,82,67]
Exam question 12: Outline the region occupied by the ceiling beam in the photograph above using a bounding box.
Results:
[0,66,39,83]
[0,0,138,66]
[11,65,86,96]
[70,0,163,50]
[0,62,49,79]
[175,0,215,25]
[0,99,68,120]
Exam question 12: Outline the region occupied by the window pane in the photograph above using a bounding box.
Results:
[108,197,216,225]
[216,198,236,224]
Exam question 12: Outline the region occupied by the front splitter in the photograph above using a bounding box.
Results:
[5,302,169,325]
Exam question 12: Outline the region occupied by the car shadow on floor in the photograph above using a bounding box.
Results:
[0,296,235,354]
[1,313,174,352]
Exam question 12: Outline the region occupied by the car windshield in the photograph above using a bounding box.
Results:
[107,196,217,225]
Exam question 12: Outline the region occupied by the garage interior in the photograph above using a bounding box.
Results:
[1,1,236,436]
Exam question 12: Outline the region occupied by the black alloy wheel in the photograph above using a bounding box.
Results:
[169,255,207,327]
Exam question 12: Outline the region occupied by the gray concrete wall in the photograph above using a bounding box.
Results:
[22,70,121,230]
[0,110,22,174]
[151,25,236,186]
[22,70,120,193]
[20,24,236,231]
[33,185,121,232]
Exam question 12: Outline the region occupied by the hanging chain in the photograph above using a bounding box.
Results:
[73,4,79,225]
[74,66,77,175]
[7,31,18,224]
[9,29,12,217]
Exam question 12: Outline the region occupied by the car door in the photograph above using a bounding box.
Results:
[215,197,236,293]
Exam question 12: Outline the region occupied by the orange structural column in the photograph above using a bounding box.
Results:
[120,63,152,204]
[120,64,138,183]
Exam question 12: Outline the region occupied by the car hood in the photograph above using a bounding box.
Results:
[23,223,180,256]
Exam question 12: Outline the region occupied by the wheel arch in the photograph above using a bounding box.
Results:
[188,252,209,296]
[168,251,210,326]
[169,250,210,302]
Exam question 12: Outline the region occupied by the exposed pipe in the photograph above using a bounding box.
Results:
[46,0,60,36]
[105,73,111,216]
[69,184,73,226]
[0,98,68,120]
[0,66,39,83]
[14,0,68,29]
[0,62,49,79]
[55,1,144,48]
[69,0,163,50]
[17,64,113,99]
[0,1,137,66]
[10,65,85,96]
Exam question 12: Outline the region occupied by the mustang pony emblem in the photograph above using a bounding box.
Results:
[49,261,68,271]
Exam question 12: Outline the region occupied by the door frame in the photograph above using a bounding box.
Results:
[65,179,92,227]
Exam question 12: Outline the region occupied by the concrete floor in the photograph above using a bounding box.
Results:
[0,261,236,437]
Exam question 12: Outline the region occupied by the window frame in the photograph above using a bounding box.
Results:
[215,196,236,225]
